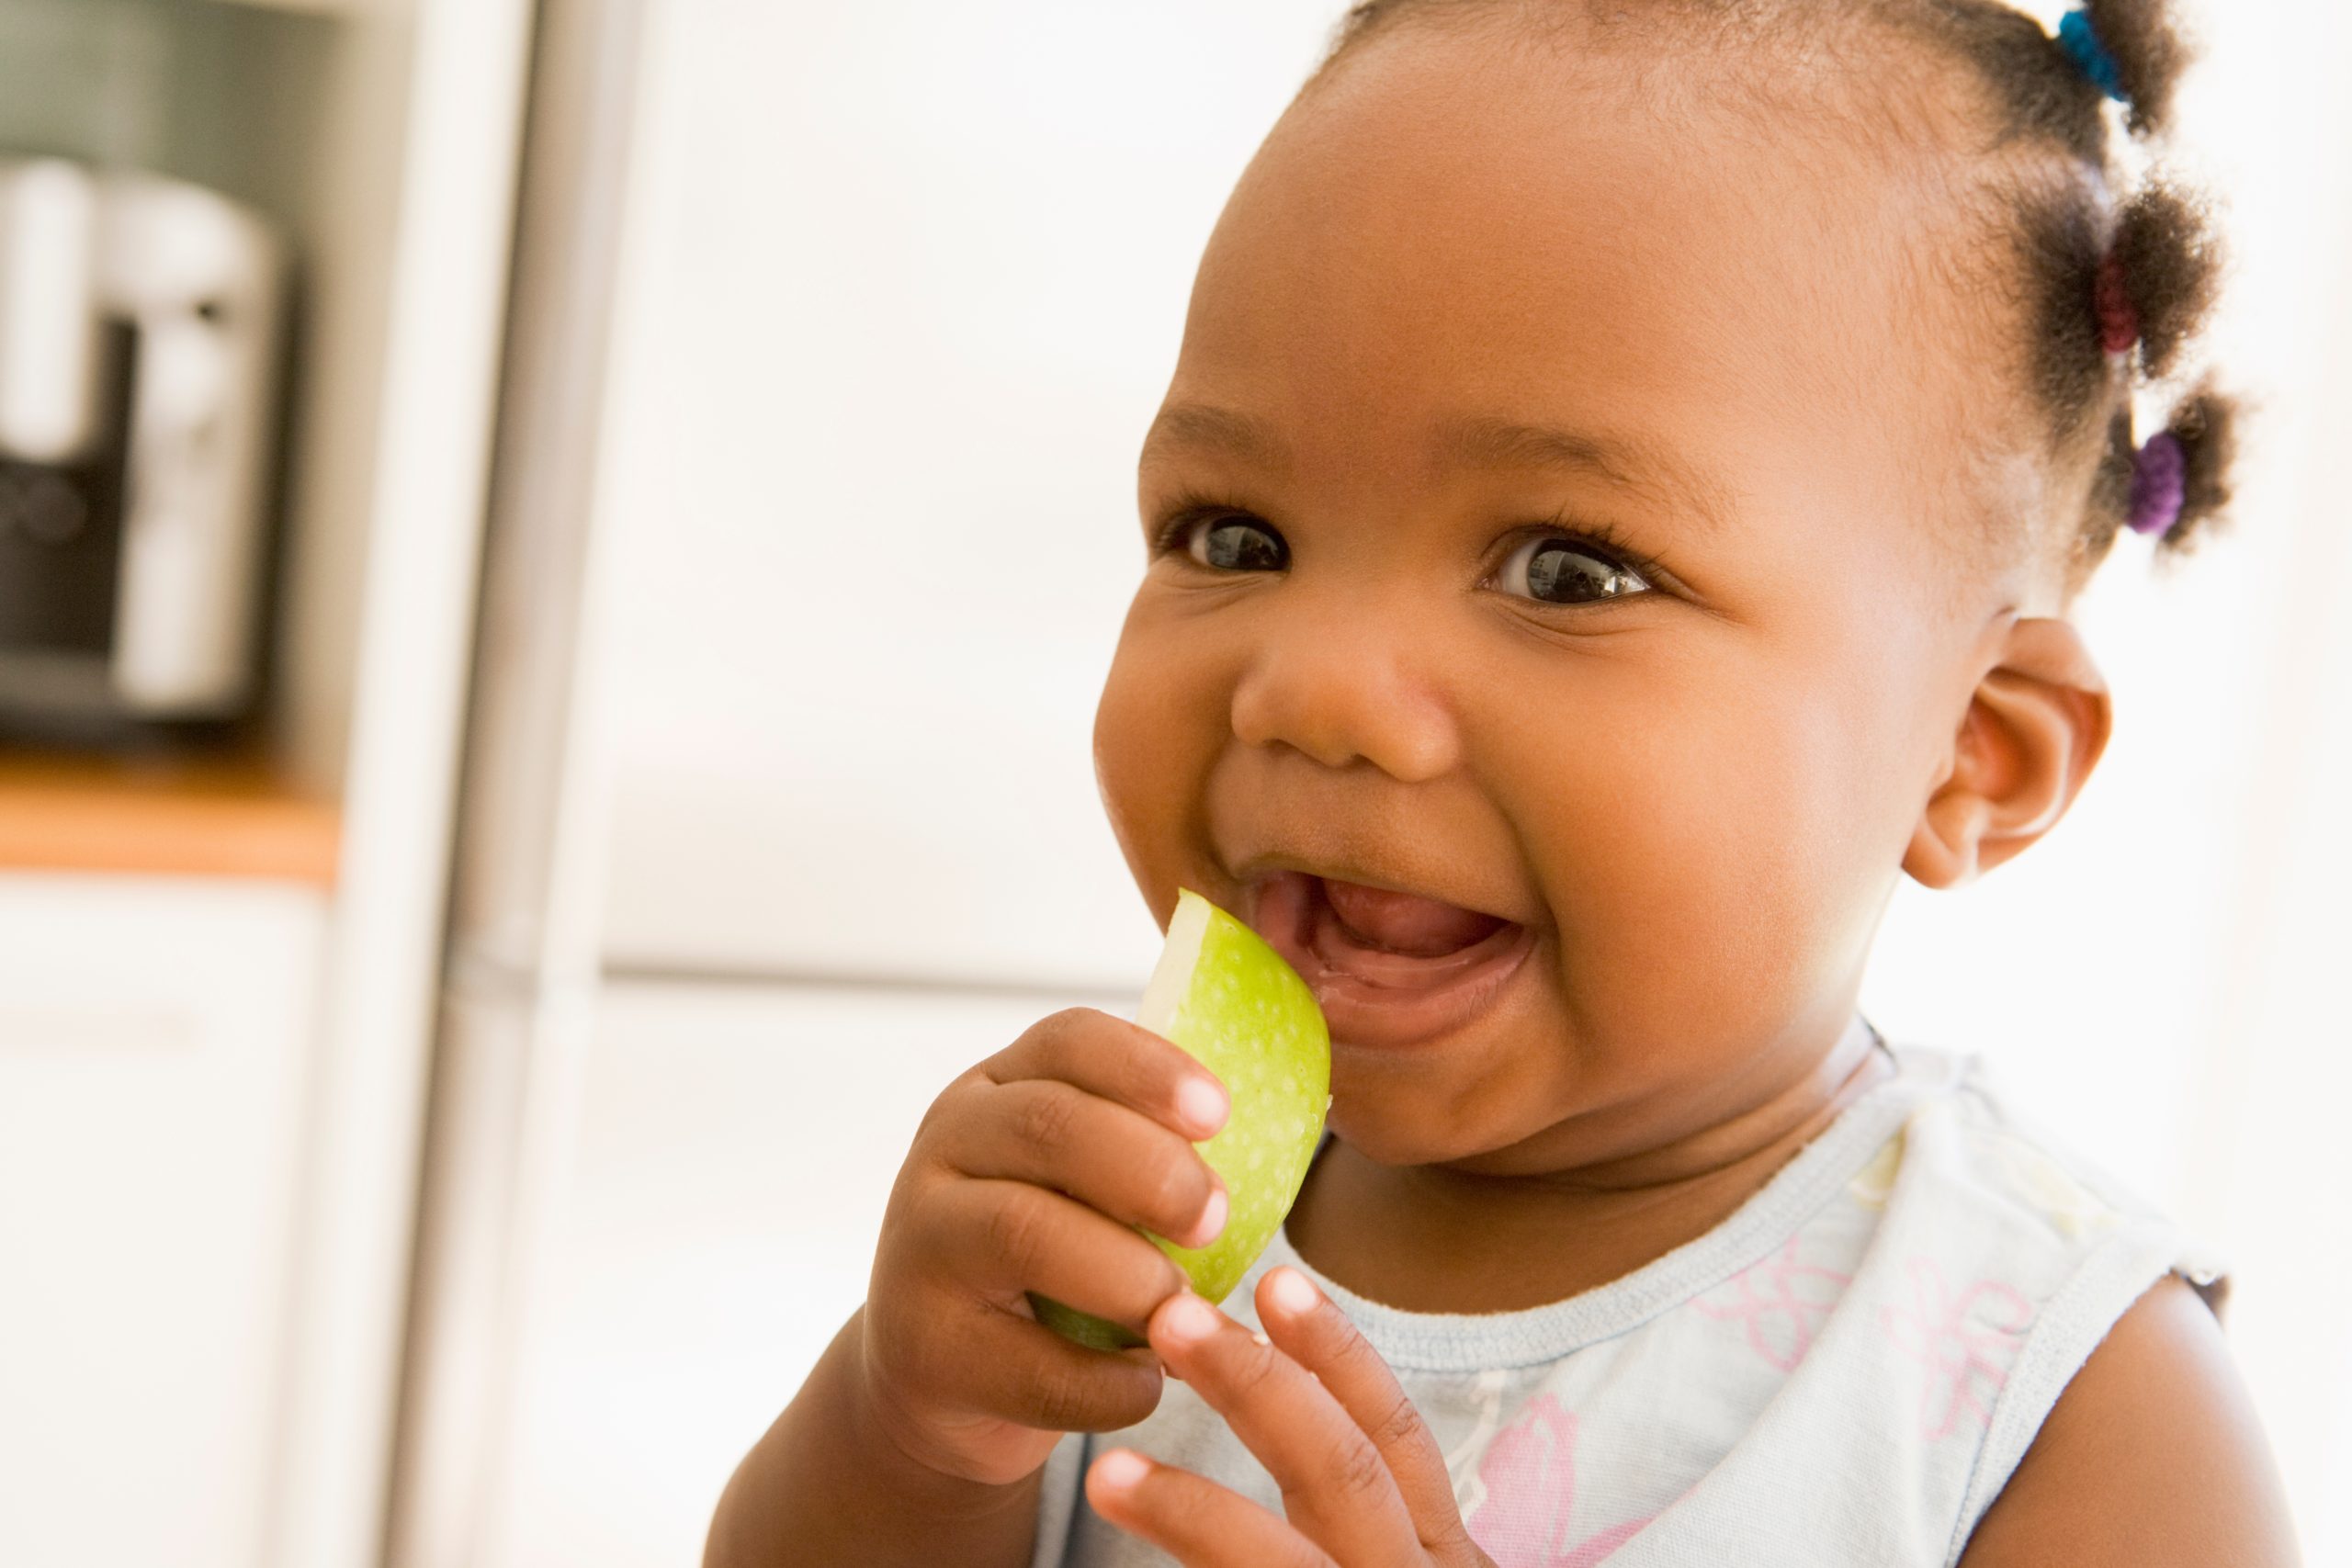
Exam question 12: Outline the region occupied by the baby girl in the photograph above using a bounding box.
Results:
[710,2,2295,1563]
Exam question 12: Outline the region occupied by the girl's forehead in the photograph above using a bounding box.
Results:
[1168,26,2000,491]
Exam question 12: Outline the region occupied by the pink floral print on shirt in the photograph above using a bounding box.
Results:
[1693,1234,1854,1372]
[1879,1255,2035,1440]
[1465,1393,1652,1567]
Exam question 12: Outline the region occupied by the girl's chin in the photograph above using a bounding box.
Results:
[1246,870,1538,1053]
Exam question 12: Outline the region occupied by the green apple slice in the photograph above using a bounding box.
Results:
[1031,888,1332,1352]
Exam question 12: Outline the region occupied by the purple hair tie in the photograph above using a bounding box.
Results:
[2127,432,2188,537]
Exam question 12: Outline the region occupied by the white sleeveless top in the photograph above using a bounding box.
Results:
[1029,1028,2225,1567]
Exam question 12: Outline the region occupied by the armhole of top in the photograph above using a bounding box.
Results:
[2187,1269,2232,1322]
[1943,1221,2229,1567]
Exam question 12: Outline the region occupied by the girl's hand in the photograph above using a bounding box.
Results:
[1084,1267,1498,1568]
[861,1008,1229,1488]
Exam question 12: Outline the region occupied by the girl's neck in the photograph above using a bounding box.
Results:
[1282,1024,1896,1314]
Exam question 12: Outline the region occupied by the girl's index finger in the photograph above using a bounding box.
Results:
[1258,1267,1484,1560]
[1085,1448,1334,1568]
[1146,1291,1421,1563]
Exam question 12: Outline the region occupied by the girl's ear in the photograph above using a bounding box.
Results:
[1905,618,2113,889]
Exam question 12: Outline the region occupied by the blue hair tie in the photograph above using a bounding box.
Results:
[2057,9,2129,104]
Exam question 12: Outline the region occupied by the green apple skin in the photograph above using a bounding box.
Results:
[1030,891,1331,1351]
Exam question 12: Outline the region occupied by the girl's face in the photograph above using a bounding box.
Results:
[1095,28,2022,1173]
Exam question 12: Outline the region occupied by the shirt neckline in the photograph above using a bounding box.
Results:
[1252,1020,1959,1371]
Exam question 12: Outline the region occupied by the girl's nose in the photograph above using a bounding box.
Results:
[1227,606,1463,784]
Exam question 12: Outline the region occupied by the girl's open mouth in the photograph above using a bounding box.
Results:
[1248,869,1534,1050]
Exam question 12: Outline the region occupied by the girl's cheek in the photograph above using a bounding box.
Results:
[1091,609,1225,901]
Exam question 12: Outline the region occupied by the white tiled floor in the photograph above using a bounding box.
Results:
[483,978,1114,1568]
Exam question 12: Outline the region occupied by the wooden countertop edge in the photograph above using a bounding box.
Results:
[0,758,343,887]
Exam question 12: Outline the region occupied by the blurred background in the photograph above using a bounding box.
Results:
[0,1,2344,1565]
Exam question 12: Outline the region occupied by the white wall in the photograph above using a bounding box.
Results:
[491,2,2352,1562]
[594,0,1351,990]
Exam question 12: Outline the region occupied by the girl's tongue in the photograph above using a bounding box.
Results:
[1250,871,1532,1046]
[1320,877,1507,957]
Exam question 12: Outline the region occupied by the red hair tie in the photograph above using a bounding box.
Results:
[2094,254,2140,355]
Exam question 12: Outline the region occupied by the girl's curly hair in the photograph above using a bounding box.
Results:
[1317,0,2235,591]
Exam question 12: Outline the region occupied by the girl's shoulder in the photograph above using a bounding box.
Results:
[1864,1043,2290,1566]
[1872,1039,2220,1235]
[1589,1035,2233,1565]
[1867,1040,2228,1319]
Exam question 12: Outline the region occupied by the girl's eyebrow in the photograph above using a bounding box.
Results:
[1141,402,1730,534]
[1141,402,1293,474]
[1441,414,1732,535]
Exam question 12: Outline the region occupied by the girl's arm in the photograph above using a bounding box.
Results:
[705,1005,1226,1566]
[1957,1275,2300,1567]
[704,1309,1043,1568]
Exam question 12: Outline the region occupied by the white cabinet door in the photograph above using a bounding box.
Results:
[593,0,1351,990]
[0,874,325,1568]
[483,978,1107,1568]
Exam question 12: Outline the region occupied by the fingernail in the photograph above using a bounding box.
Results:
[1267,1266,1320,1316]
[1187,1186,1227,1247]
[1177,1077,1227,1137]
[1159,1292,1219,1345]
[1092,1449,1148,1493]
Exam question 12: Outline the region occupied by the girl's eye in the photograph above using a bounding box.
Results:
[1495,536,1650,605]
[1185,514,1289,572]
